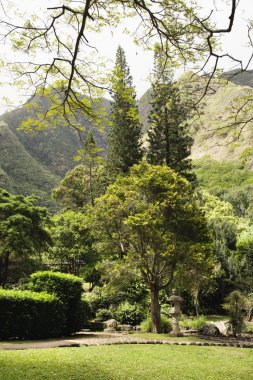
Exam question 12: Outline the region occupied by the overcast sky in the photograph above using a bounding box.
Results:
[0,0,253,114]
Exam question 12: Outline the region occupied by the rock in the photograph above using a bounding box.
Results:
[198,324,222,337]
[103,319,118,332]
[212,321,229,335]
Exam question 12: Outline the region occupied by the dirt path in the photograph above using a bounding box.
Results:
[1,332,253,350]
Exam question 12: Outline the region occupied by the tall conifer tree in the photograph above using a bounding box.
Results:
[147,45,195,183]
[108,46,143,175]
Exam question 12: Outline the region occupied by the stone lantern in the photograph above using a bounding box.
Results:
[169,289,183,337]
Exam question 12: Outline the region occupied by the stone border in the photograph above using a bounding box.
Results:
[78,339,253,348]
[1,337,253,350]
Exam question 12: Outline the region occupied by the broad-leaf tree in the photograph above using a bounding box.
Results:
[46,210,98,278]
[0,188,51,287]
[108,46,143,175]
[90,162,211,333]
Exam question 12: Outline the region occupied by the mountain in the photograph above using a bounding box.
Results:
[222,69,253,88]
[0,99,109,210]
[139,71,253,168]
[1,99,109,177]
[190,79,253,168]
[0,121,60,210]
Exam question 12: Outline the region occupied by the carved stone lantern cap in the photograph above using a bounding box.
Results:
[168,289,183,303]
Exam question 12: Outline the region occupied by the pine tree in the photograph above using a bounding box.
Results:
[108,46,143,175]
[147,46,195,183]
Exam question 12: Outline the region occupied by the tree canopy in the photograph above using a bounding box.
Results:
[90,162,211,332]
[0,188,51,286]
[46,210,98,277]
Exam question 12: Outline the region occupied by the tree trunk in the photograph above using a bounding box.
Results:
[165,108,170,167]
[193,288,200,316]
[150,285,161,333]
[0,253,10,288]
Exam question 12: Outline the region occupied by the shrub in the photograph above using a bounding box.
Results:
[95,308,113,322]
[223,290,245,337]
[180,315,207,330]
[29,271,84,334]
[84,290,111,318]
[0,289,65,339]
[114,301,146,325]
[140,316,172,333]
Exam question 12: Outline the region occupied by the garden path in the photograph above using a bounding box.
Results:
[1,332,253,350]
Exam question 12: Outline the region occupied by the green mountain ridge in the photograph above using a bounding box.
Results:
[0,97,110,208]
[0,121,60,210]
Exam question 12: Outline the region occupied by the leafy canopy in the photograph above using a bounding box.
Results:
[90,162,211,290]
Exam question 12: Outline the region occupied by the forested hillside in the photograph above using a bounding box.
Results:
[0,121,60,210]
[0,99,109,208]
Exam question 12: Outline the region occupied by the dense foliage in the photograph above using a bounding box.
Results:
[0,188,51,287]
[90,162,212,332]
[45,211,98,277]
[194,156,253,199]
[0,289,64,339]
[29,271,85,334]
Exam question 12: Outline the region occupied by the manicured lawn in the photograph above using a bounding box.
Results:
[0,345,252,380]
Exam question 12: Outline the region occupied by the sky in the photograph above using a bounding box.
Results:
[0,0,253,114]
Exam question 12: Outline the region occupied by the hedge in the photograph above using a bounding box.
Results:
[29,271,86,334]
[0,289,65,339]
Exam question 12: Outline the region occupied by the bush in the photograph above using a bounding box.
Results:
[85,290,111,318]
[0,289,65,339]
[29,271,84,334]
[180,315,207,330]
[140,316,172,333]
[114,301,146,325]
[223,290,245,337]
[95,308,113,322]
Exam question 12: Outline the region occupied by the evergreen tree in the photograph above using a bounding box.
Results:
[147,46,195,183]
[108,46,143,175]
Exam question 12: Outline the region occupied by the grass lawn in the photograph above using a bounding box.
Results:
[0,345,252,380]
[205,315,228,322]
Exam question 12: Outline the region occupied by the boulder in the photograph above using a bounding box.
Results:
[213,321,229,335]
[104,319,118,332]
[198,323,222,337]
